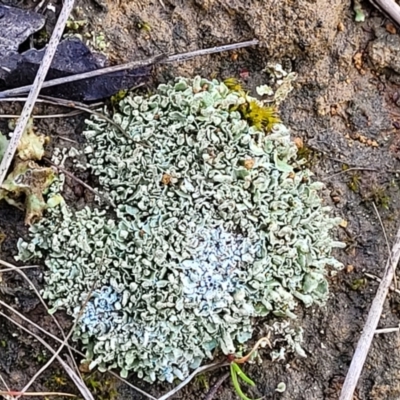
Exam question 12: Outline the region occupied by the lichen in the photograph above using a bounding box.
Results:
[17,76,344,382]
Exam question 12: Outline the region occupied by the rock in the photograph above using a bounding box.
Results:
[368,32,400,75]
[0,38,152,101]
[0,5,45,58]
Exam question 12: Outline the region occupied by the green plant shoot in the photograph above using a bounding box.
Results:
[230,362,261,400]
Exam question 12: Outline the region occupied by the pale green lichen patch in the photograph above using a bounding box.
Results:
[17,77,344,382]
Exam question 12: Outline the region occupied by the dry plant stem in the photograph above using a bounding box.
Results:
[0,373,10,391]
[0,40,258,98]
[375,326,400,334]
[0,0,75,187]
[233,336,271,364]
[0,55,163,99]
[203,372,230,400]
[158,362,230,400]
[15,303,92,399]
[0,301,165,400]
[43,158,116,207]
[163,39,259,63]
[0,299,230,400]
[0,96,132,141]
[0,259,81,378]
[0,311,94,400]
[38,94,138,140]
[0,265,40,273]
[0,391,75,397]
[14,259,103,400]
[107,371,157,400]
[365,272,400,294]
[372,202,397,289]
[0,110,82,119]
[369,0,400,25]
[56,136,79,144]
[328,167,379,178]
[339,225,400,400]
[329,167,400,177]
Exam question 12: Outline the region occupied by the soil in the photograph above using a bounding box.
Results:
[2,0,400,399]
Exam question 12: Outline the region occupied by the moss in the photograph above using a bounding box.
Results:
[85,372,118,400]
[195,373,210,390]
[296,145,319,168]
[350,278,367,291]
[347,173,361,193]
[238,100,280,132]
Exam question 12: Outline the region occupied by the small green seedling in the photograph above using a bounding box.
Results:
[230,362,261,400]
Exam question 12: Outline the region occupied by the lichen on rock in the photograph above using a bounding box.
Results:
[17,76,344,382]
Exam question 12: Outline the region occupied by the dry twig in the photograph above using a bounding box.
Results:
[0,311,93,400]
[0,390,76,397]
[0,265,40,273]
[233,336,271,364]
[365,272,400,294]
[0,373,10,392]
[369,0,400,26]
[158,362,230,400]
[0,0,75,186]
[375,325,400,334]
[372,202,397,289]
[43,158,116,207]
[340,225,400,400]
[0,40,259,98]
[203,372,230,400]
[0,259,81,378]
[0,96,133,141]
[0,110,82,119]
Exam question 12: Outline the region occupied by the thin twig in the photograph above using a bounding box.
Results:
[233,336,271,364]
[369,0,400,26]
[164,39,259,63]
[203,372,230,400]
[375,326,400,334]
[43,158,116,207]
[39,94,138,140]
[0,0,75,187]
[0,391,75,398]
[0,312,94,400]
[340,225,400,400]
[365,272,400,295]
[55,136,79,144]
[0,110,82,119]
[15,319,87,399]
[0,265,40,273]
[13,272,102,399]
[0,268,156,399]
[0,259,82,379]
[34,0,48,12]
[372,202,397,289]
[0,40,259,98]
[0,96,134,141]
[15,241,107,400]
[0,297,230,400]
[107,371,157,400]
[158,362,230,400]
[0,55,163,99]
[327,167,379,179]
[0,373,10,391]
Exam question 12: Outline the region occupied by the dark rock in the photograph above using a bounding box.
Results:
[0,38,152,101]
[0,5,45,58]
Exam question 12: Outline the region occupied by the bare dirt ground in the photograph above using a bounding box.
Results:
[2,0,400,399]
